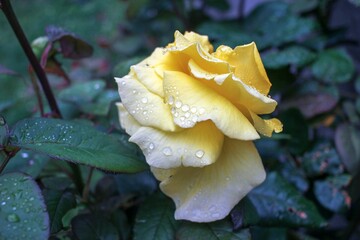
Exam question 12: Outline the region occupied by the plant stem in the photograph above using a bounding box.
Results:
[82,167,94,202]
[0,0,62,118]
[0,153,11,174]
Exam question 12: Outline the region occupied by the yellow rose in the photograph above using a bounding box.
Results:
[115,31,282,222]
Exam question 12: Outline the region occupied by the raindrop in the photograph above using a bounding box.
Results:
[195,150,205,158]
[21,152,29,158]
[175,100,182,108]
[190,107,197,113]
[184,112,191,118]
[148,142,155,150]
[191,115,198,123]
[121,81,126,86]
[1,201,6,206]
[168,96,174,105]
[7,213,20,223]
[141,97,148,103]
[181,104,190,112]
[162,147,173,156]
[198,107,206,115]
[142,110,148,115]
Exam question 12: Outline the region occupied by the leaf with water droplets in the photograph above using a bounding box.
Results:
[0,172,49,240]
[231,172,326,228]
[58,80,106,104]
[133,192,179,240]
[8,118,147,173]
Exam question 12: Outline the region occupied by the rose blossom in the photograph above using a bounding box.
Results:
[116,31,282,222]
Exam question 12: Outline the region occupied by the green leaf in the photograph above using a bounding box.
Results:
[71,213,120,240]
[0,115,9,147]
[311,49,355,83]
[2,149,49,178]
[263,46,316,69]
[205,0,230,10]
[0,173,49,240]
[58,80,106,104]
[250,227,287,240]
[113,56,144,77]
[300,143,344,177]
[314,175,352,213]
[177,221,251,240]
[231,172,326,228]
[9,118,147,173]
[133,192,179,240]
[43,189,76,234]
[290,0,319,13]
[335,124,360,176]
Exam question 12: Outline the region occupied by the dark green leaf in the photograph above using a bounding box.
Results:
[134,192,179,240]
[250,227,287,240]
[177,220,251,240]
[43,189,76,234]
[343,101,360,124]
[232,172,326,228]
[314,175,352,213]
[300,143,344,177]
[263,46,316,69]
[58,80,106,103]
[290,0,319,13]
[277,156,309,192]
[311,49,355,83]
[2,149,49,178]
[0,173,49,240]
[9,118,147,173]
[71,213,120,240]
[205,0,230,11]
[335,124,360,176]
[0,64,17,75]
[0,115,9,147]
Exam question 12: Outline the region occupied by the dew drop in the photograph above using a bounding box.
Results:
[21,152,29,158]
[7,213,20,223]
[121,81,126,86]
[1,201,6,206]
[162,147,173,156]
[141,97,148,103]
[148,142,155,150]
[132,90,137,94]
[142,110,148,115]
[175,100,182,108]
[181,104,190,112]
[191,115,198,123]
[190,107,197,113]
[195,150,205,158]
[198,107,205,115]
[184,112,191,118]
[168,96,174,105]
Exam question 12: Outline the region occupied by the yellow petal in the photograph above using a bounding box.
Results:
[214,43,271,95]
[115,75,178,132]
[183,31,214,53]
[163,71,259,140]
[152,138,266,222]
[116,103,141,135]
[130,121,224,168]
[188,59,277,115]
[131,65,164,97]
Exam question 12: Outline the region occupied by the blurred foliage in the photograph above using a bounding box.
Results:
[1,0,360,239]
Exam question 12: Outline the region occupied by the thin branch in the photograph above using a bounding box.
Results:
[0,0,62,118]
[0,153,11,174]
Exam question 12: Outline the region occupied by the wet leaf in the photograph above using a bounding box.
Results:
[231,172,326,228]
[0,173,49,240]
[263,46,316,69]
[0,64,18,75]
[311,49,355,83]
[9,118,147,173]
[58,80,106,104]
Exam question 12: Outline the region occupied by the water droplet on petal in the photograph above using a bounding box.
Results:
[149,142,155,150]
[162,147,173,156]
[181,104,189,112]
[195,150,205,158]
[175,100,182,108]
[190,107,197,113]
[191,115,198,123]
[141,97,148,103]
[168,96,174,105]
[199,107,205,115]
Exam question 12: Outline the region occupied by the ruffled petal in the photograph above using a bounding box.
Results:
[129,121,224,168]
[163,71,259,140]
[116,103,141,135]
[152,138,266,222]
[131,65,164,97]
[183,31,214,53]
[188,59,277,115]
[116,75,178,132]
[214,43,271,95]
